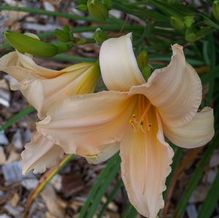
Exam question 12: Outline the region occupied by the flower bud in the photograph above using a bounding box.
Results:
[212,0,219,21]
[137,50,151,81]
[184,16,195,28]
[185,28,197,42]
[137,50,149,69]
[77,4,88,12]
[55,26,73,42]
[141,65,152,81]
[94,28,107,44]
[170,16,184,31]
[87,0,108,20]
[5,31,57,57]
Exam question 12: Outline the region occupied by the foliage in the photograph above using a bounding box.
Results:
[0,0,219,217]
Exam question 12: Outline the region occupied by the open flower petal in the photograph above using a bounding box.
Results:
[163,107,214,148]
[130,44,202,127]
[0,52,18,68]
[21,132,64,175]
[120,107,173,218]
[0,51,99,119]
[35,63,98,119]
[85,142,119,164]
[37,91,134,155]
[100,33,145,91]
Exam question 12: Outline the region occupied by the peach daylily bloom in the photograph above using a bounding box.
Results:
[34,34,213,217]
[0,50,99,174]
[0,51,99,119]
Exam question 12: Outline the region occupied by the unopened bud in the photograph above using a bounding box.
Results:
[141,65,152,81]
[137,50,151,80]
[94,28,107,44]
[87,0,108,20]
[5,31,57,57]
[213,0,219,21]
[77,4,88,12]
[170,16,184,31]
[137,50,149,69]
[185,29,197,42]
[184,16,195,28]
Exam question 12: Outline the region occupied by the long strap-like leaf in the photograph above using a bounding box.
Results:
[79,153,120,218]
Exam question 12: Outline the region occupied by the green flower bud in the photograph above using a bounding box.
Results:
[137,50,152,80]
[137,50,149,69]
[77,4,88,12]
[212,0,219,21]
[5,31,57,57]
[170,16,184,31]
[184,16,195,28]
[54,26,73,42]
[94,28,107,44]
[185,28,197,42]
[141,65,152,81]
[52,41,73,53]
[87,0,108,21]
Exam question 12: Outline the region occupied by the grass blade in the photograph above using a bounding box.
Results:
[174,133,219,218]
[0,106,35,132]
[97,179,123,218]
[198,170,219,218]
[24,154,74,218]
[79,153,120,218]
[122,203,137,218]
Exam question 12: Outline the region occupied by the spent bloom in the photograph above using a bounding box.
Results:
[0,49,100,174]
[35,34,214,217]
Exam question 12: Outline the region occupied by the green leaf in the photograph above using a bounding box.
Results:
[79,153,120,218]
[212,0,219,21]
[198,171,219,218]
[122,203,137,218]
[97,179,123,217]
[174,134,219,218]
[202,35,216,67]
[0,106,35,132]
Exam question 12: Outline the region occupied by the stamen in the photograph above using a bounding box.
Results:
[140,121,146,133]
[129,97,152,132]
[147,123,152,131]
[138,103,151,123]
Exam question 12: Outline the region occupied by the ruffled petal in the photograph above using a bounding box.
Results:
[99,33,145,91]
[37,91,134,155]
[85,142,119,164]
[21,132,64,175]
[16,51,60,78]
[120,107,173,218]
[0,52,18,68]
[163,107,214,148]
[130,44,202,127]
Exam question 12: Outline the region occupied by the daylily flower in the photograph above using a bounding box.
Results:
[0,50,99,119]
[31,34,213,217]
[0,50,100,174]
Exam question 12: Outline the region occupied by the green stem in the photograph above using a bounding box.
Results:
[51,54,96,63]
[98,179,123,218]
[0,106,35,132]
[24,155,74,218]
[71,24,144,33]
[0,4,95,22]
